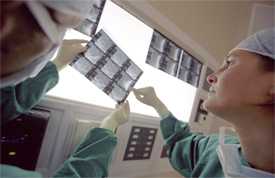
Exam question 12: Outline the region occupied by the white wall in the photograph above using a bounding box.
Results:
[35,96,177,177]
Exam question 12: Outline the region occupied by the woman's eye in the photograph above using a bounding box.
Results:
[217,60,231,72]
[225,60,231,67]
[222,60,232,69]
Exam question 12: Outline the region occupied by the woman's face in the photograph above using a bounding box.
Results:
[203,50,274,120]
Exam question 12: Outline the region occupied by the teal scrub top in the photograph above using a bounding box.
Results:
[1,62,117,177]
[54,128,117,178]
[160,114,250,178]
[1,128,117,178]
[0,62,59,125]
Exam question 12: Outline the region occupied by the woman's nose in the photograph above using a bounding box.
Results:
[207,73,217,85]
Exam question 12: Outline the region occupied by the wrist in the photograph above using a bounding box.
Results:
[100,118,118,133]
[157,104,170,119]
[154,100,170,119]
[52,58,63,71]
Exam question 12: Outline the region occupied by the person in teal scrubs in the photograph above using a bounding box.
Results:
[1,101,130,178]
[0,39,87,124]
[1,61,59,123]
[0,0,89,123]
[134,29,275,177]
[1,1,126,177]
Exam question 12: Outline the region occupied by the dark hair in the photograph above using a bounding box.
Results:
[260,55,274,72]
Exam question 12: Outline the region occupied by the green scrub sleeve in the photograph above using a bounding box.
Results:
[160,114,217,177]
[160,114,243,178]
[0,164,42,178]
[1,128,117,178]
[0,62,59,124]
[54,128,118,178]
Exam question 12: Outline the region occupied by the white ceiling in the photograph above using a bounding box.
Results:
[113,0,274,69]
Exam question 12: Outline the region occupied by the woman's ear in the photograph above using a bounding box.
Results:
[268,85,275,104]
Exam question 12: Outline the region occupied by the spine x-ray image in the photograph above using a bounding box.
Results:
[70,30,143,103]
[74,0,106,36]
[146,30,202,87]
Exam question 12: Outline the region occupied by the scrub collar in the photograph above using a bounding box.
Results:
[217,127,274,178]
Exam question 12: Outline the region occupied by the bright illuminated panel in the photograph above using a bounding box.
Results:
[48,1,197,122]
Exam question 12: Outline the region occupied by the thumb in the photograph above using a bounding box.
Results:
[135,95,147,104]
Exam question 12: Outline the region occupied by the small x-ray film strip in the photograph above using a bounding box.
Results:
[70,30,143,103]
[146,30,202,87]
[74,0,106,36]
[123,126,158,161]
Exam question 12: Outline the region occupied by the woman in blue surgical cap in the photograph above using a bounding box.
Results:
[134,28,275,178]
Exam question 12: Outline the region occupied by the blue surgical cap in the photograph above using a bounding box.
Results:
[230,28,275,60]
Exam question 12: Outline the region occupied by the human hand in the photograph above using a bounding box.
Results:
[133,87,160,107]
[51,11,84,28]
[100,101,130,132]
[113,100,130,126]
[53,39,88,71]
[133,87,170,118]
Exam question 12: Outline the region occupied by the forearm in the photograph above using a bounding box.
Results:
[52,51,66,71]
[100,116,118,133]
[160,115,201,177]
[54,128,117,178]
[153,98,171,119]
[99,101,129,133]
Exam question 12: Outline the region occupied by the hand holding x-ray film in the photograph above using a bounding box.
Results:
[53,39,88,71]
[133,87,170,118]
[133,87,160,107]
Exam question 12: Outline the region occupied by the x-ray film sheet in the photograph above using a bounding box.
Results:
[166,42,182,61]
[146,30,202,87]
[178,68,200,87]
[92,31,114,52]
[74,0,106,36]
[147,48,177,76]
[71,30,143,103]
